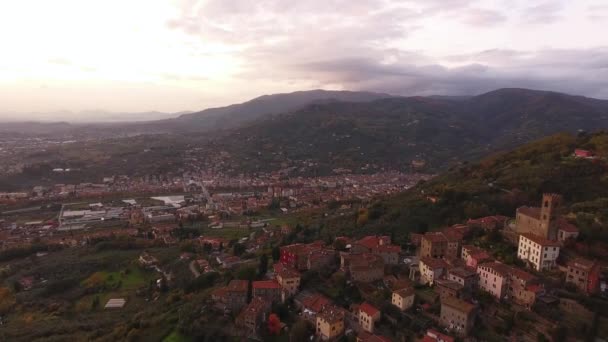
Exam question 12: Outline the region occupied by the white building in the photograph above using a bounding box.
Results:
[517,233,560,271]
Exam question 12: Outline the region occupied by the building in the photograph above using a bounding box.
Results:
[297,292,332,322]
[435,279,464,300]
[280,241,325,271]
[252,280,282,303]
[439,297,476,336]
[447,267,478,292]
[274,263,301,298]
[392,286,415,311]
[351,235,401,265]
[419,257,447,285]
[358,302,381,333]
[517,233,560,271]
[509,267,543,308]
[213,279,249,313]
[467,215,508,231]
[477,262,511,300]
[557,219,579,242]
[515,193,562,241]
[357,331,392,342]
[236,297,271,335]
[342,253,385,282]
[316,305,345,341]
[420,232,448,258]
[308,248,336,270]
[423,329,455,342]
[566,258,601,295]
[420,230,462,259]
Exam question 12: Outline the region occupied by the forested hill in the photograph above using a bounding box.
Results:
[329,132,608,244]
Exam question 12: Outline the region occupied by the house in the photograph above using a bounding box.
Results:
[420,230,462,259]
[509,267,543,308]
[308,248,336,270]
[477,262,511,300]
[557,219,579,242]
[358,302,381,333]
[566,257,601,295]
[419,257,447,285]
[447,267,478,292]
[252,280,282,303]
[351,235,401,264]
[439,297,476,336]
[274,263,301,298]
[213,279,249,313]
[236,297,271,335]
[435,279,464,300]
[423,329,455,342]
[342,253,385,283]
[515,193,562,241]
[280,241,325,271]
[517,233,560,271]
[467,215,509,231]
[357,331,392,342]
[297,292,332,322]
[316,305,345,341]
[392,286,415,311]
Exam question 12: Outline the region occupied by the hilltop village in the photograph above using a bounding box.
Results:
[0,144,607,341]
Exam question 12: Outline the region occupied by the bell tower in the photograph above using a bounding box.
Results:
[539,193,561,240]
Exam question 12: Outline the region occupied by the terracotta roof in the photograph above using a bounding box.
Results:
[478,262,511,277]
[557,218,579,233]
[423,232,448,243]
[520,233,561,247]
[301,293,332,312]
[394,287,415,298]
[227,279,249,293]
[357,331,392,342]
[509,267,536,282]
[448,267,477,279]
[252,280,281,289]
[441,296,475,314]
[420,256,448,269]
[317,305,345,324]
[359,302,380,317]
[274,263,300,278]
[568,257,597,271]
[436,279,464,291]
[517,206,541,219]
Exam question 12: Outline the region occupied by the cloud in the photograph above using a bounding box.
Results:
[521,2,564,24]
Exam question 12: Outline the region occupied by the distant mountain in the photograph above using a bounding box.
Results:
[154,89,395,132]
[200,88,608,173]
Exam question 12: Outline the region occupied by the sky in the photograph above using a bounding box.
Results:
[0,0,607,119]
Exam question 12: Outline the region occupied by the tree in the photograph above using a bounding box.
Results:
[233,243,246,256]
[271,246,281,262]
[290,319,313,342]
[267,313,281,335]
[0,287,16,315]
[258,254,269,278]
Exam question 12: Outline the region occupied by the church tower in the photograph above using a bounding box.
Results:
[539,193,561,240]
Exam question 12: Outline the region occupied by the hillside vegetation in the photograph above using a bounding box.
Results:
[327,132,608,245]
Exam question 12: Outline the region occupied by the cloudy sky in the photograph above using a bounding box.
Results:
[1,0,607,117]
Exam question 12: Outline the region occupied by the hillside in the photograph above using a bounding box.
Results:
[204,88,608,174]
[148,89,394,132]
[330,132,608,246]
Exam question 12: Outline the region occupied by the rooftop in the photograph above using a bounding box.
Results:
[441,296,475,314]
[227,279,249,292]
[359,302,380,317]
[317,305,345,324]
[520,233,561,247]
[420,256,448,269]
[253,280,281,289]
